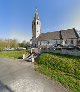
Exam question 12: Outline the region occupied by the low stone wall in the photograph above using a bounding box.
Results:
[31,48,80,56]
[51,50,80,56]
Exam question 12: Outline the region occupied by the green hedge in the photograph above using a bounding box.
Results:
[36,53,80,92]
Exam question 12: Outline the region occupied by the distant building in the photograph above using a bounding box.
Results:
[31,9,80,48]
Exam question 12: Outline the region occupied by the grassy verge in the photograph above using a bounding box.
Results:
[0,50,30,60]
[35,53,80,92]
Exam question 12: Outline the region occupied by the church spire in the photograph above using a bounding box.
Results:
[35,8,39,20]
[32,8,42,41]
[36,8,38,15]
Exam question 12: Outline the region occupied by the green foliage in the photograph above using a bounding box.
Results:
[0,39,19,49]
[36,53,80,92]
[19,41,30,49]
[0,47,3,52]
[0,50,30,60]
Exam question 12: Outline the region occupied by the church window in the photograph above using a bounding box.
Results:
[65,40,67,44]
[78,40,80,44]
[56,40,57,44]
[71,39,73,44]
[37,22,38,25]
[47,41,50,44]
[35,44,36,47]
[40,41,41,45]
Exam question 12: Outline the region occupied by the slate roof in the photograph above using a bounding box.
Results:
[36,28,79,41]
[61,28,79,39]
[36,31,61,41]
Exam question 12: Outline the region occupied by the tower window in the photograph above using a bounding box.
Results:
[37,22,38,25]
[34,22,35,25]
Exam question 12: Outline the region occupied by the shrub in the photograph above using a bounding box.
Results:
[0,47,3,52]
[36,53,80,92]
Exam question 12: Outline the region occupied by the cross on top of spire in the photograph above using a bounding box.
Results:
[36,8,38,15]
[35,8,39,20]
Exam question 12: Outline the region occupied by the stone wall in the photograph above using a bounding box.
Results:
[46,49,80,56]
[38,40,61,48]
[31,47,80,56]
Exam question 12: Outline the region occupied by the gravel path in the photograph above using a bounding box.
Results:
[0,58,70,92]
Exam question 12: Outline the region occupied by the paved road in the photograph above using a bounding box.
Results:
[0,58,69,92]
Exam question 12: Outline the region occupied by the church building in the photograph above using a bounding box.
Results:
[31,9,80,48]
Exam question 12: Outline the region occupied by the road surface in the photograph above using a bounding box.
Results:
[0,58,70,92]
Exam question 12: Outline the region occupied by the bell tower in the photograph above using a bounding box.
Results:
[32,9,41,42]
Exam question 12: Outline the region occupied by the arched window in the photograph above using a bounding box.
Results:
[40,41,41,45]
[71,40,73,44]
[37,22,38,25]
[65,40,67,44]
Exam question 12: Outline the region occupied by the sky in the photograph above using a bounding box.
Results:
[0,0,80,42]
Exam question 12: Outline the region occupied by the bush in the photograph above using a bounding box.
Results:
[36,53,80,92]
[0,47,3,52]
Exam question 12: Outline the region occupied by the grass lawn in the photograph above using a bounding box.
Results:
[35,53,80,92]
[0,50,30,60]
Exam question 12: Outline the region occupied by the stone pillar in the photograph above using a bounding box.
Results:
[32,54,34,62]
[32,57,34,62]
[23,54,26,59]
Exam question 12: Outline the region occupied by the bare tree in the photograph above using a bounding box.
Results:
[0,39,19,50]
